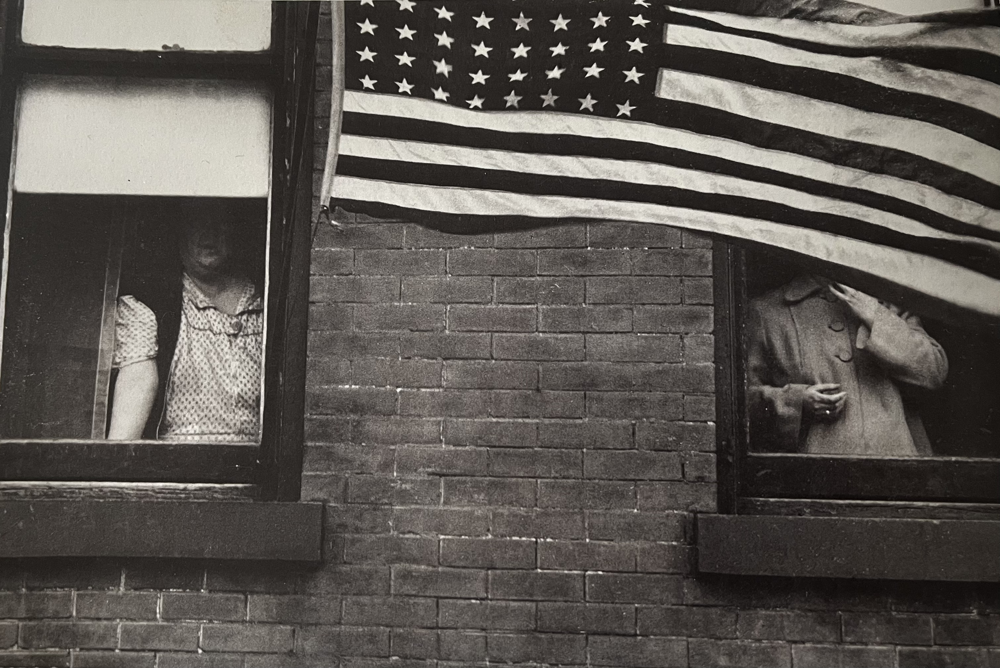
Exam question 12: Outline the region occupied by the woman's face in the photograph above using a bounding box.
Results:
[179,215,235,277]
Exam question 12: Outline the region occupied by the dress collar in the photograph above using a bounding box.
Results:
[183,273,262,314]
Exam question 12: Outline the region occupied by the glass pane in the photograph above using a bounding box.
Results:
[21,0,271,52]
[0,196,115,439]
[13,76,271,198]
[743,247,1000,458]
[112,197,268,443]
[0,195,268,443]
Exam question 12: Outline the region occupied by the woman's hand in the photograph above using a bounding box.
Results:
[829,282,880,328]
[803,383,846,423]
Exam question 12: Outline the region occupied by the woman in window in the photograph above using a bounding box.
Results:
[107,202,263,442]
[748,275,948,456]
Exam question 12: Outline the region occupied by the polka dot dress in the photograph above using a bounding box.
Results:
[112,296,158,368]
[113,276,263,443]
[161,275,263,443]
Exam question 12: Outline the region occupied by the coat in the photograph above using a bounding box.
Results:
[747,276,948,456]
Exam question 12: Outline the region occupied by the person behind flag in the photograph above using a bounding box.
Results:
[747,275,948,456]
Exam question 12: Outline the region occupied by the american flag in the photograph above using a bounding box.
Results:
[322,0,1000,317]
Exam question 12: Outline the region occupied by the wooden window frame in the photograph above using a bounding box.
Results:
[0,1,318,510]
[702,242,1000,581]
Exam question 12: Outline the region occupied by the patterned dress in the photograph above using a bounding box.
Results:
[113,274,264,442]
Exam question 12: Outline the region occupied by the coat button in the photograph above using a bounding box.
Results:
[829,321,845,332]
[836,350,853,362]
[230,320,243,335]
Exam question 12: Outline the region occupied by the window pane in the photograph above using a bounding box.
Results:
[21,0,271,52]
[743,248,999,458]
[0,196,114,439]
[13,76,271,197]
[0,195,268,443]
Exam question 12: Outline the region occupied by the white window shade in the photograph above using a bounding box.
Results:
[13,76,271,197]
[21,0,271,52]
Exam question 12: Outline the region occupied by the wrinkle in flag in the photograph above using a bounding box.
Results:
[325,0,1000,317]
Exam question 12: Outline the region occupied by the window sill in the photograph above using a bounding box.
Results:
[0,500,323,561]
[697,514,1000,582]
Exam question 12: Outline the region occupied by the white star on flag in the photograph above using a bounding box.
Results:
[503,91,522,108]
[626,38,647,53]
[396,52,415,66]
[470,69,489,85]
[512,12,531,30]
[357,19,377,35]
[541,89,558,107]
[397,25,416,40]
[508,69,527,82]
[431,86,449,101]
[588,38,607,52]
[510,43,530,58]
[583,63,604,78]
[630,14,650,27]
[616,100,635,117]
[434,31,454,48]
[396,0,415,11]
[357,47,376,62]
[467,95,484,109]
[434,6,453,21]
[578,94,597,112]
[549,43,568,56]
[396,79,413,94]
[623,67,644,84]
[473,12,493,29]
[545,66,565,80]
[590,12,609,28]
[472,41,493,58]
[432,58,452,76]
[551,14,570,31]
[359,75,376,90]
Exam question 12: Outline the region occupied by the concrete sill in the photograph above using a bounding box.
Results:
[697,514,1000,582]
[0,500,324,561]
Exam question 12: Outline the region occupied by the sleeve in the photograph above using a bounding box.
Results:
[747,299,810,452]
[855,304,948,390]
[112,296,158,369]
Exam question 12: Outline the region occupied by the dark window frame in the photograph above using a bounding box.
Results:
[705,242,1000,581]
[0,0,318,504]
[713,242,1000,511]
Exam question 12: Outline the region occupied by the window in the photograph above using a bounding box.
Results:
[0,0,319,515]
[2,78,271,443]
[719,243,999,507]
[701,243,1000,582]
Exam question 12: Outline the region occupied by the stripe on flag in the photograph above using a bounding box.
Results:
[667,24,1000,119]
[655,69,1000,186]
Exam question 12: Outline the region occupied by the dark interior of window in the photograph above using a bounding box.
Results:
[743,245,999,459]
[0,194,267,441]
[714,243,1000,512]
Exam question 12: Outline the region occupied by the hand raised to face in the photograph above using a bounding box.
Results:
[828,282,880,328]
